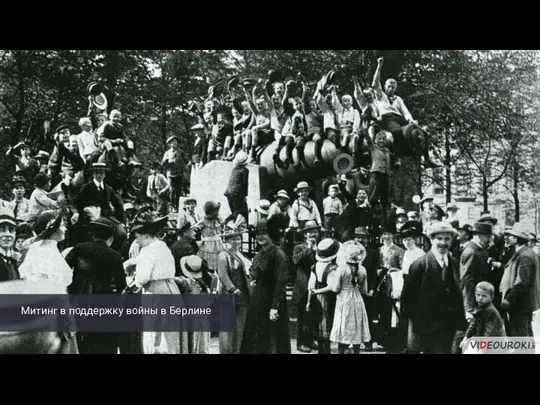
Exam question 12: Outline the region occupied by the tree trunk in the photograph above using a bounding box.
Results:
[391,156,422,211]
[104,51,120,110]
[482,176,489,213]
[513,158,520,222]
[161,104,167,145]
[445,130,452,203]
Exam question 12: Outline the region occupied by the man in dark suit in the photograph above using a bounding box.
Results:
[65,218,127,354]
[453,221,492,353]
[401,222,467,354]
[334,181,372,242]
[71,163,127,251]
[292,221,320,353]
[500,223,540,337]
[170,222,200,276]
[354,226,380,351]
[0,208,20,282]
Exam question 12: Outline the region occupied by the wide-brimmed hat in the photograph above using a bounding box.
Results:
[302,220,321,233]
[88,162,110,171]
[478,213,498,225]
[33,210,63,241]
[472,221,494,236]
[273,190,290,200]
[529,233,537,242]
[11,175,27,188]
[203,201,221,218]
[233,151,249,165]
[33,150,50,160]
[256,200,271,215]
[316,238,340,262]
[446,203,459,211]
[427,221,458,238]
[130,211,168,234]
[0,207,17,227]
[180,255,204,279]
[166,136,178,144]
[504,222,531,240]
[458,224,473,238]
[294,181,312,194]
[400,220,423,238]
[338,240,366,264]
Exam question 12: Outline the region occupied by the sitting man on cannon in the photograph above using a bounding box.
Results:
[372,57,440,169]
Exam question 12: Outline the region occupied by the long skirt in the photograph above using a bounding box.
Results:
[330,288,371,345]
[141,279,189,354]
[219,305,248,354]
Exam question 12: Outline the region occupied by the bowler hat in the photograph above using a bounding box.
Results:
[316,238,340,262]
[400,220,423,238]
[354,226,369,237]
[302,220,320,233]
[472,221,493,235]
[130,211,168,234]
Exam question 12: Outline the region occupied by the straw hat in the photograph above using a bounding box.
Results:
[316,238,340,262]
[180,255,204,279]
[427,221,458,238]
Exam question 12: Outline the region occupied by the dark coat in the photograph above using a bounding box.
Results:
[334,182,371,240]
[464,303,505,338]
[72,181,126,224]
[460,240,490,314]
[502,246,540,314]
[401,251,467,339]
[224,165,249,197]
[292,242,317,305]
[363,245,380,292]
[65,240,127,294]
[170,237,199,277]
[0,254,20,282]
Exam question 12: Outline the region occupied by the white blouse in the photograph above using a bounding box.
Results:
[19,239,73,291]
[134,239,176,288]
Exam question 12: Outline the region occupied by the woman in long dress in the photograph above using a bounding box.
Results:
[241,217,290,354]
[197,201,224,291]
[217,222,251,354]
[18,209,79,354]
[126,211,188,354]
[329,240,371,354]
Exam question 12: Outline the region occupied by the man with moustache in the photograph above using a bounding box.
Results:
[401,222,467,354]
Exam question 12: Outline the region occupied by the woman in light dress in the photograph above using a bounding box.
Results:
[19,209,79,354]
[124,211,188,354]
[329,240,371,354]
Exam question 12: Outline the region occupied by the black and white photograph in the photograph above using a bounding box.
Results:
[0,49,539,354]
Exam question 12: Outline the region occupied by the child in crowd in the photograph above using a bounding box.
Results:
[322,184,343,233]
[289,181,322,230]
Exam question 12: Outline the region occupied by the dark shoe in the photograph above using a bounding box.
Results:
[309,342,319,350]
[364,342,373,352]
[297,345,312,353]
[273,154,285,169]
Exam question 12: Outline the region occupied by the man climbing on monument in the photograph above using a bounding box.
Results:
[372,57,441,169]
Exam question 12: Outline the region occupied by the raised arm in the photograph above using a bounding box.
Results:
[331,87,343,115]
[372,57,385,99]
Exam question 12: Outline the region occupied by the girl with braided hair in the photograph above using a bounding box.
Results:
[329,240,371,354]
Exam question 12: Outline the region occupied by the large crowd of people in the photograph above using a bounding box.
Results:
[1,57,539,355]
